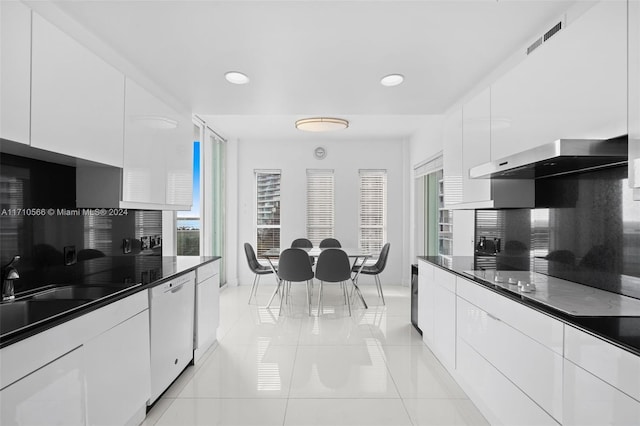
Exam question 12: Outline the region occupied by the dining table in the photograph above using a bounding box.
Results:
[261,246,372,310]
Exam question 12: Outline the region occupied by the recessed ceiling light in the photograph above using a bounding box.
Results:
[224,71,250,85]
[380,74,404,87]
[295,117,349,132]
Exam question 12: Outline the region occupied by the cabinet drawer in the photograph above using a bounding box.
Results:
[563,358,640,425]
[197,261,220,283]
[564,325,640,402]
[456,277,563,354]
[456,338,559,426]
[0,291,148,389]
[0,347,85,425]
[434,266,456,293]
[457,296,563,421]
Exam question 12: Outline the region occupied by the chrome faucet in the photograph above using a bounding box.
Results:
[2,256,20,301]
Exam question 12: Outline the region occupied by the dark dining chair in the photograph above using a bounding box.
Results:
[291,238,315,265]
[277,248,315,316]
[291,238,313,248]
[315,248,353,316]
[244,242,275,304]
[319,238,342,248]
[353,243,390,305]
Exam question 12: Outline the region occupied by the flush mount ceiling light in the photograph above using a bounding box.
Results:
[295,117,349,132]
[380,74,404,87]
[224,71,250,85]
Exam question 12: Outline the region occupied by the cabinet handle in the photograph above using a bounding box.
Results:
[486,312,501,322]
[169,283,185,293]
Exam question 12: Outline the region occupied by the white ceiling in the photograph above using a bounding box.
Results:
[50,0,578,141]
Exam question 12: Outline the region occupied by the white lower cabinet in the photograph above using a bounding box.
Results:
[417,260,435,344]
[84,310,151,426]
[0,347,86,426]
[418,261,640,426]
[417,261,456,370]
[457,296,563,422]
[194,260,220,363]
[457,338,559,426]
[0,291,150,426]
[562,325,640,425]
[432,268,456,370]
[563,358,640,426]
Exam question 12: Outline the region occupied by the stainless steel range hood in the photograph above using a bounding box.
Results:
[469,137,628,179]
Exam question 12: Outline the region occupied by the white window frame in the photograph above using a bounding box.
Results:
[358,169,387,253]
[255,169,281,258]
[306,169,335,246]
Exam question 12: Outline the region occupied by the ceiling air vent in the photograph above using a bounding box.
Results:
[526,20,564,55]
[526,38,543,55]
[544,21,563,41]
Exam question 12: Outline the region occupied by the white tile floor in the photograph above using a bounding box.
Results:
[142,281,489,426]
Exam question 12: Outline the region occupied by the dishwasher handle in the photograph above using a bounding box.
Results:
[168,283,186,294]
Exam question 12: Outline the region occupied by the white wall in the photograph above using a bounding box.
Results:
[231,137,405,288]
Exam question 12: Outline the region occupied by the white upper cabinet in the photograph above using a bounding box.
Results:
[442,109,463,207]
[443,89,534,209]
[630,0,640,197]
[461,88,492,204]
[30,14,125,167]
[0,1,31,145]
[491,1,627,161]
[122,78,192,209]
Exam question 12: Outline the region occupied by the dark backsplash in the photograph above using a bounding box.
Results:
[0,153,162,292]
[476,165,640,299]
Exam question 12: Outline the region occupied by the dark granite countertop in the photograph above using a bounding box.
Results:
[0,255,220,349]
[417,256,640,357]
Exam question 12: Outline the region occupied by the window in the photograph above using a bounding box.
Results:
[358,170,387,253]
[177,139,201,255]
[306,169,335,245]
[256,170,281,257]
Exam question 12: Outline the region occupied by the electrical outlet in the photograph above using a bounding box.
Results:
[122,238,132,254]
[141,236,150,251]
[64,246,77,265]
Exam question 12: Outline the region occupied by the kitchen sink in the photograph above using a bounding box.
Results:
[0,299,89,336]
[25,285,126,301]
[1,284,141,339]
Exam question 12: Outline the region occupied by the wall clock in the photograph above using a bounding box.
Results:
[314,146,327,160]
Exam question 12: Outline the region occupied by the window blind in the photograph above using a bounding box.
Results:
[255,170,281,257]
[359,170,387,253]
[306,169,334,245]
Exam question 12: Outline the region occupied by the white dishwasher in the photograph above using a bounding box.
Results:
[148,271,195,404]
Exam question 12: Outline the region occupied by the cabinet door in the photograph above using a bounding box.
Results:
[122,78,171,205]
[417,260,435,345]
[0,347,85,426]
[195,274,220,354]
[84,310,151,426]
[457,296,563,421]
[563,359,640,426]
[123,77,192,208]
[432,284,456,371]
[491,1,627,160]
[442,109,463,207]
[0,1,31,144]
[462,88,491,204]
[630,0,640,193]
[456,338,558,426]
[165,116,194,208]
[31,14,125,166]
